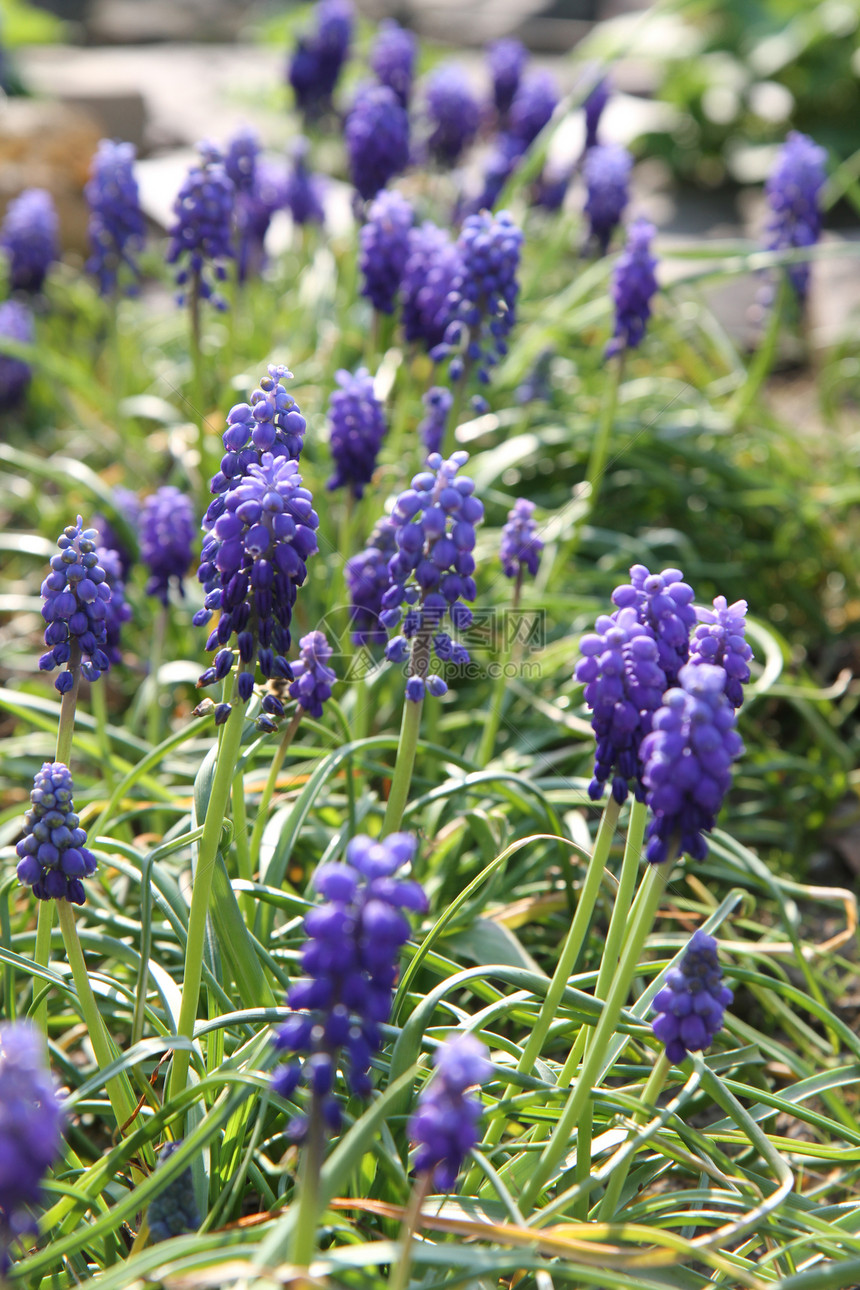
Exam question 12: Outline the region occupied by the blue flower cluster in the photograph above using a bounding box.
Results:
[327,367,388,498]
[651,929,733,1064]
[690,596,753,709]
[584,75,610,151]
[409,1034,490,1189]
[224,124,259,195]
[345,516,398,647]
[584,144,631,254]
[641,662,744,864]
[195,453,319,711]
[0,298,34,411]
[94,486,140,581]
[0,1021,63,1270]
[382,451,483,702]
[766,130,827,300]
[16,762,97,905]
[606,218,659,358]
[40,518,112,690]
[97,545,132,665]
[419,385,453,457]
[288,631,337,719]
[611,564,697,687]
[370,19,416,107]
[140,486,196,606]
[0,188,59,294]
[211,365,307,501]
[487,38,527,121]
[271,833,426,1137]
[346,85,410,202]
[85,139,146,297]
[166,145,235,309]
[288,0,353,121]
[508,69,558,148]
[148,1142,201,1244]
[441,210,523,385]
[236,159,288,282]
[499,498,543,581]
[423,64,480,166]
[401,222,462,353]
[283,139,326,228]
[359,188,414,315]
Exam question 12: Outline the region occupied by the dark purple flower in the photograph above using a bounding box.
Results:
[508,69,558,149]
[85,140,146,297]
[423,64,480,166]
[515,347,553,405]
[611,564,696,688]
[360,188,413,315]
[409,1033,490,1190]
[0,298,34,411]
[531,159,573,212]
[584,75,610,151]
[166,144,235,309]
[97,546,131,666]
[289,631,336,719]
[39,518,111,690]
[224,125,259,195]
[236,159,288,283]
[382,451,483,702]
[271,833,426,1135]
[605,218,659,359]
[499,498,543,580]
[283,139,326,227]
[0,1021,64,1269]
[439,209,523,383]
[583,143,631,253]
[93,487,140,581]
[370,19,416,107]
[401,222,463,353]
[16,762,97,905]
[287,0,353,120]
[488,38,527,121]
[641,662,744,865]
[139,487,196,606]
[765,130,827,300]
[652,929,732,1064]
[690,596,753,709]
[211,365,307,501]
[419,386,453,457]
[0,189,59,294]
[345,516,397,647]
[346,84,410,203]
[327,367,388,498]
[148,1142,201,1244]
[473,133,524,213]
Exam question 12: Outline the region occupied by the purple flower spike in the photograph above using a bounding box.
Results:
[765,130,827,300]
[424,64,481,166]
[401,222,463,353]
[488,38,527,121]
[690,596,753,709]
[210,365,307,503]
[584,75,610,151]
[284,139,326,227]
[272,833,426,1137]
[584,144,631,254]
[40,518,112,689]
[85,140,146,297]
[93,487,140,581]
[360,188,414,315]
[508,69,558,149]
[0,299,34,411]
[289,631,336,719]
[140,487,196,606]
[641,663,744,865]
[16,762,97,905]
[345,516,398,647]
[605,218,659,359]
[370,19,417,108]
[474,133,524,213]
[166,144,235,310]
[224,125,260,196]
[652,929,733,1064]
[327,367,388,498]
[97,546,132,665]
[419,386,453,457]
[287,0,353,121]
[382,451,484,701]
[499,498,543,580]
[611,564,697,688]
[409,1033,490,1190]
[346,84,410,202]
[236,159,288,283]
[0,1021,64,1269]
[439,209,523,382]
[148,1142,201,1244]
[0,189,59,294]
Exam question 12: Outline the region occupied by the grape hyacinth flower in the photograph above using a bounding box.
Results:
[40,518,112,691]
[0,188,59,294]
[0,1021,64,1270]
[345,516,398,647]
[409,1033,490,1189]
[690,597,753,708]
[531,158,573,212]
[148,1142,201,1244]
[166,145,235,309]
[97,546,132,666]
[515,347,554,405]
[287,0,353,121]
[210,365,307,502]
[195,453,319,715]
[16,762,97,904]
[584,75,610,151]
[419,386,453,457]
[370,19,416,107]
[360,188,413,316]
[346,84,410,203]
[327,367,388,498]
[652,929,733,1064]
[236,159,288,283]
[473,133,524,212]
[271,833,426,1137]
[224,125,259,196]
[508,69,558,149]
[288,631,336,719]
[84,139,145,297]
[611,564,697,689]
[606,218,659,359]
[488,38,527,122]
[139,486,196,606]
[440,209,523,385]
[583,144,631,254]
[641,662,744,864]
[93,486,140,581]
[0,298,34,411]
[423,64,481,167]
[401,222,463,353]
[765,130,827,301]
[500,498,543,581]
[283,139,326,228]
[382,451,484,702]
[575,605,669,804]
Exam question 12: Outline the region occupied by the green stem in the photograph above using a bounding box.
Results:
[166,693,248,1107]
[33,902,54,1036]
[388,1171,432,1290]
[729,276,787,427]
[146,605,168,750]
[477,573,522,766]
[596,1051,670,1220]
[591,798,648,1012]
[519,859,672,1212]
[290,1093,326,1272]
[382,695,423,836]
[248,710,302,876]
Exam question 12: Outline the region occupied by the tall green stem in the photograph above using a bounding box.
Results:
[33,903,54,1036]
[290,1093,326,1272]
[596,1051,670,1219]
[729,276,787,427]
[591,798,648,1015]
[477,573,521,766]
[382,697,422,836]
[388,1171,432,1290]
[248,710,302,875]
